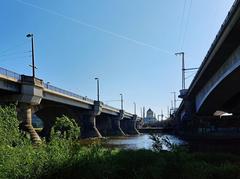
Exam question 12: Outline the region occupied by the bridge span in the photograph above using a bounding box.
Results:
[0,67,141,143]
[176,0,240,123]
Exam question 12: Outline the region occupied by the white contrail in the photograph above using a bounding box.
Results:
[15,0,172,55]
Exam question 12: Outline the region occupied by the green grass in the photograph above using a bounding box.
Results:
[2,140,240,179]
[1,105,240,179]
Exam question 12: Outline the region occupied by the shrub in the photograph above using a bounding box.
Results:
[0,104,23,146]
[52,115,80,140]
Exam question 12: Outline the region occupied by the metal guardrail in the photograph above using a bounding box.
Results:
[0,67,21,80]
[103,104,120,111]
[43,83,94,103]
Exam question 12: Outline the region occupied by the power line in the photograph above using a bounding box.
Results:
[177,0,187,49]
[0,55,31,62]
[185,71,196,80]
[0,41,28,55]
[180,0,193,49]
[0,50,31,58]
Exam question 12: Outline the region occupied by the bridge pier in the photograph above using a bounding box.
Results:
[121,115,140,135]
[95,115,112,136]
[17,76,43,144]
[81,101,102,138]
[108,110,125,136]
[18,103,41,143]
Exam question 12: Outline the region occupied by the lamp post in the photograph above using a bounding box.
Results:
[134,102,136,115]
[120,93,123,110]
[26,33,36,78]
[175,52,185,90]
[171,92,177,110]
[94,78,100,101]
[46,82,50,88]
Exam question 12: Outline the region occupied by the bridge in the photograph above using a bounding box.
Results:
[0,67,141,143]
[176,0,240,123]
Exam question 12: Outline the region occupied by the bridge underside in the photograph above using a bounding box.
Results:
[197,66,240,115]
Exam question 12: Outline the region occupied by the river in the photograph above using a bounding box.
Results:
[104,133,186,150]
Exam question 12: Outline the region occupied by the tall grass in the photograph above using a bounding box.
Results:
[0,105,240,179]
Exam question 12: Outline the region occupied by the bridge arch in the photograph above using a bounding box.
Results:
[33,103,80,138]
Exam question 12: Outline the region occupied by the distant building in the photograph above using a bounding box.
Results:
[143,108,157,124]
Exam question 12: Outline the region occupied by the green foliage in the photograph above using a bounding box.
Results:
[52,115,80,140]
[1,105,240,178]
[0,104,24,146]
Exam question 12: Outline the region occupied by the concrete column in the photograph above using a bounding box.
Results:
[109,110,125,136]
[81,113,102,138]
[130,115,140,134]
[18,103,41,144]
[111,117,125,136]
[90,113,102,137]
[81,101,103,138]
[95,116,112,136]
[121,115,140,135]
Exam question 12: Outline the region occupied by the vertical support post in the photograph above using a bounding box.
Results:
[18,103,41,144]
[31,35,35,78]
[134,102,136,115]
[89,114,102,137]
[95,78,100,101]
[182,52,185,89]
[175,52,185,90]
[120,93,123,110]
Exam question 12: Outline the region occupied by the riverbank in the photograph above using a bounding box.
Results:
[1,105,240,178]
[2,139,240,179]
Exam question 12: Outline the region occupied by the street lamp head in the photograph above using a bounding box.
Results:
[175,52,184,56]
[26,33,33,38]
[94,77,99,80]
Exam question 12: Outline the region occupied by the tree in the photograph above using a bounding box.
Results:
[52,115,80,140]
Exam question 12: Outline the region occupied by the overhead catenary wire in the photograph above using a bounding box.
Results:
[185,71,196,80]
[180,0,193,49]
[177,0,193,50]
[177,0,187,49]
[0,40,28,55]
[0,50,31,58]
[0,55,31,63]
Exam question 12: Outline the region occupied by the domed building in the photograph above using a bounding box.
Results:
[144,108,157,124]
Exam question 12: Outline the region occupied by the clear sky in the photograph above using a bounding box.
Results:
[0,0,235,117]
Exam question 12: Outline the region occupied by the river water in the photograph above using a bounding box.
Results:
[104,134,186,151]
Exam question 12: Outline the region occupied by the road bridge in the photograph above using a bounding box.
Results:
[0,67,140,143]
[176,0,240,123]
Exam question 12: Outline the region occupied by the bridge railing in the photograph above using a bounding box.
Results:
[44,83,94,103]
[103,104,120,112]
[0,67,21,81]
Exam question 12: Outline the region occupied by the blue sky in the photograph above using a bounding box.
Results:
[0,0,235,117]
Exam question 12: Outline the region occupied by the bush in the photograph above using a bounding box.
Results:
[0,104,23,146]
[51,115,80,140]
[1,105,240,179]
